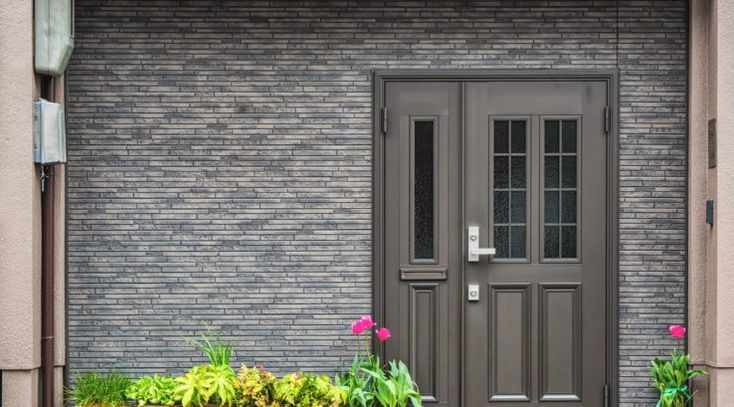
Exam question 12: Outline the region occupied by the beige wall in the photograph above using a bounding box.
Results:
[0,0,66,405]
[689,0,734,406]
[0,0,41,370]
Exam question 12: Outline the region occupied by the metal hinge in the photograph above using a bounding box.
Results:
[381,107,388,135]
[604,106,611,134]
[604,384,610,407]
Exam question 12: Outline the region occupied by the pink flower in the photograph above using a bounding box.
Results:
[669,325,686,339]
[351,315,375,335]
[376,327,391,342]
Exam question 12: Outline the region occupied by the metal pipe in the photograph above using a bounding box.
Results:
[41,76,56,407]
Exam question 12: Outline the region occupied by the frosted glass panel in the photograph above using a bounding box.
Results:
[414,120,435,260]
[543,119,579,260]
[492,120,528,259]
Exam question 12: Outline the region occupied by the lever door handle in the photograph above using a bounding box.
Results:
[468,226,496,262]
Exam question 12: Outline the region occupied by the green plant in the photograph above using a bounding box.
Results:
[66,371,131,407]
[192,331,233,367]
[651,352,706,407]
[273,372,346,407]
[126,374,179,406]
[234,364,276,407]
[335,354,382,407]
[363,361,421,407]
[175,364,237,407]
[650,325,707,407]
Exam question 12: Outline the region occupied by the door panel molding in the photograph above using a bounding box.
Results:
[538,283,582,401]
[373,70,618,407]
[409,283,440,402]
[488,283,531,402]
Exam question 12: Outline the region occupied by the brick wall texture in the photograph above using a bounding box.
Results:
[65,1,687,405]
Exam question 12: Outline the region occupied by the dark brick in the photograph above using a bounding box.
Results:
[65,1,687,405]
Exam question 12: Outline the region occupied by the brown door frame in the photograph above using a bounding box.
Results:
[372,69,619,407]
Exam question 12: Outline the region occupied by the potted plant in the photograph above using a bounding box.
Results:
[126,374,180,406]
[650,325,707,407]
[66,371,131,407]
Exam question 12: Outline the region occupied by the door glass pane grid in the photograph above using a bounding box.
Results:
[493,119,528,259]
[543,119,578,259]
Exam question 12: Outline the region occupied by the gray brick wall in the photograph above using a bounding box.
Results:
[65,1,687,405]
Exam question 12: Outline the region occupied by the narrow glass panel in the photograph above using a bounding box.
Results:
[510,226,526,258]
[510,156,526,189]
[545,156,559,188]
[495,226,509,259]
[545,120,560,153]
[511,121,526,153]
[561,226,577,258]
[544,118,579,261]
[545,191,559,224]
[493,118,527,260]
[414,120,434,260]
[561,191,577,223]
[495,120,509,154]
[544,226,559,259]
[561,156,577,188]
[561,120,577,153]
[494,156,509,189]
[494,191,509,224]
[511,191,526,223]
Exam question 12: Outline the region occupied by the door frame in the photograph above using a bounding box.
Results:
[372,69,619,407]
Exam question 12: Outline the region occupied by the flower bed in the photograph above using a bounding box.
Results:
[67,317,421,407]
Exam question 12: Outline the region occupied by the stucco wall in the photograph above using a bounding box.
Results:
[0,0,41,371]
[689,0,734,405]
[0,0,67,405]
[65,1,688,405]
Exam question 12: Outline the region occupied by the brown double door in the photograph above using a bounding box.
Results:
[382,79,609,407]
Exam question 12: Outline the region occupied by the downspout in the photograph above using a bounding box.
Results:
[40,76,56,407]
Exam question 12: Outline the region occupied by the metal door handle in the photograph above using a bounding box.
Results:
[468,226,496,262]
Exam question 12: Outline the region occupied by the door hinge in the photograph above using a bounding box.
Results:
[604,106,611,134]
[603,384,610,407]
[380,107,388,135]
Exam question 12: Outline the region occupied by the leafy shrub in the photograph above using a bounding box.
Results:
[175,364,237,407]
[126,374,179,406]
[66,371,131,407]
[234,364,276,407]
[273,372,346,407]
[192,331,233,367]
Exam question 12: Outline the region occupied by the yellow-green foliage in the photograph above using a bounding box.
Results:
[234,364,276,407]
[174,364,237,407]
[273,372,346,407]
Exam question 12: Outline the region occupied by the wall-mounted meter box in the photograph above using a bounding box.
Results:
[35,0,74,76]
[34,99,67,165]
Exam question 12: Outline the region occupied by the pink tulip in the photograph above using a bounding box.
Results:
[351,320,367,334]
[360,315,375,329]
[376,327,391,342]
[351,315,375,335]
[669,325,686,339]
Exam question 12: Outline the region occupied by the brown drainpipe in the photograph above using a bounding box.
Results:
[41,76,56,407]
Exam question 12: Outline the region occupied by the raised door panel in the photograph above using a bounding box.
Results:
[488,284,531,402]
